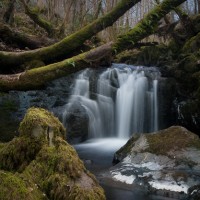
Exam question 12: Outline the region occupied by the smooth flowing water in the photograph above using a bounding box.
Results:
[61,64,177,200]
[62,63,160,138]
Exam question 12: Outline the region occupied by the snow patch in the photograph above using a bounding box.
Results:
[149,180,189,194]
[112,172,135,184]
[133,162,163,170]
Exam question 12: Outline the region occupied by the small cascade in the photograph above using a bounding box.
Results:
[62,64,160,138]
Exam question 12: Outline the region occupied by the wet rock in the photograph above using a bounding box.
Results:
[176,100,200,135]
[109,126,200,199]
[187,184,200,200]
[0,92,19,142]
[0,108,105,200]
[63,102,89,142]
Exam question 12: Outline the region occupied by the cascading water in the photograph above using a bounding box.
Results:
[62,64,160,139]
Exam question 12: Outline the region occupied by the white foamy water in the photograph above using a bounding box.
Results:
[62,64,160,138]
[74,138,127,152]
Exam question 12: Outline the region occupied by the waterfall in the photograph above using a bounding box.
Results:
[62,64,160,139]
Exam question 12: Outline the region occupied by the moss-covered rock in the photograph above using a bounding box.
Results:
[111,126,200,197]
[0,108,105,200]
[19,107,66,143]
[0,136,44,172]
[0,170,45,200]
[114,126,200,162]
[23,137,105,200]
[146,126,200,155]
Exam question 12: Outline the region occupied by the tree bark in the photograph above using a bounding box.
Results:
[113,0,186,53]
[0,23,55,50]
[3,0,16,24]
[198,0,200,14]
[0,0,142,73]
[20,0,56,37]
[0,43,113,91]
[174,7,195,38]
[0,0,187,91]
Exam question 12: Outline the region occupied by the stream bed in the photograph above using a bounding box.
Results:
[74,138,178,200]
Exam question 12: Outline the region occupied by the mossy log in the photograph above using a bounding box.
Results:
[0,0,141,72]
[0,23,55,49]
[0,43,113,91]
[0,0,187,91]
[113,0,186,52]
[20,0,56,37]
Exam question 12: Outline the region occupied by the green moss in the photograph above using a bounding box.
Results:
[182,32,200,54]
[0,143,5,150]
[146,126,200,155]
[192,14,200,33]
[0,0,149,69]
[0,108,105,199]
[114,0,186,53]
[114,49,141,64]
[115,44,171,66]
[22,60,45,70]
[23,136,105,199]
[23,2,55,37]
[43,175,105,200]
[173,51,200,95]
[168,39,181,55]
[24,137,84,181]
[68,185,106,200]
[19,107,66,138]
[115,134,140,160]
[0,170,44,200]
[0,136,44,172]
[179,53,199,73]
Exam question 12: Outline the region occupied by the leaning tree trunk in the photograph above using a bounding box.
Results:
[0,0,187,91]
[0,0,142,73]
[20,0,56,37]
[113,0,186,53]
[3,0,16,24]
[0,23,55,49]
[174,7,195,38]
[0,43,113,91]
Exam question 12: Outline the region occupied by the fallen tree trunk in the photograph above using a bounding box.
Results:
[0,0,142,73]
[0,23,55,49]
[0,43,113,91]
[0,0,187,91]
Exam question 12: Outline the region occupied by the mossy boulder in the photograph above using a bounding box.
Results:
[111,126,200,198]
[0,170,45,200]
[114,126,200,164]
[19,107,66,145]
[0,136,44,172]
[0,108,105,200]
